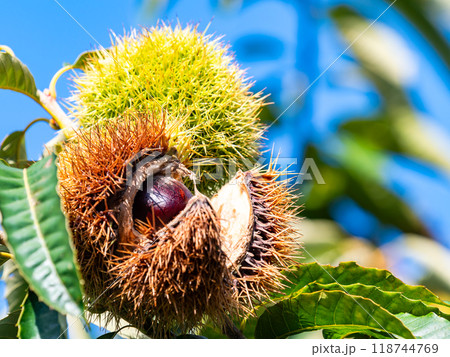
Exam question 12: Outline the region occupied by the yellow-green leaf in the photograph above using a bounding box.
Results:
[0,51,39,101]
[0,131,28,168]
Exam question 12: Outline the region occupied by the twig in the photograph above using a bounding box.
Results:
[38,89,78,138]
[0,251,13,260]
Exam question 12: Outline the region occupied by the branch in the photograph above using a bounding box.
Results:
[38,89,78,138]
[0,251,13,260]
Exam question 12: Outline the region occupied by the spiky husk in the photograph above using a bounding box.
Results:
[111,194,235,336]
[58,112,234,335]
[69,24,266,193]
[212,166,301,306]
[58,112,170,301]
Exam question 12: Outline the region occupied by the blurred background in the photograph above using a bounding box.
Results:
[1,0,449,336]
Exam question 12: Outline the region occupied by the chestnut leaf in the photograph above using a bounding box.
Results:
[254,290,415,339]
[0,51,39,101]
[280,262,450,309]
[0,155,84,316]
[396,312,450,339]
[0,130,28,168]
[18,291,68,339]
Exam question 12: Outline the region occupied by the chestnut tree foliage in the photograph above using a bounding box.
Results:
[0,46,449,339]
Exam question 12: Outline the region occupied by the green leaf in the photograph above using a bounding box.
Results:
[0,131,28,168]
[1,260,28,312]
[254,291,414,339]
[0,118,54,168]
[198,323,228,339]
[301,282,450,320]
[397,313,450,339]
[323,328,391,339]
[0,155,84,316]
[0,262,28,340]
[0,310,21,339]
[0,244,10,266]
[281,262,449,309]
[71,49,105,70]
[50,50,108,101]
[0,51,39,101]
[18,291,66,339]
[240,314,258,339]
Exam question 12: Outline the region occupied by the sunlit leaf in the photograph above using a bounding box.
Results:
[301,282,450,320]
[397,313,450,339]
[71,49,106,70]
[323,328,391,339]
[0,131,28,168]
[254,291,414,339]
[1,260,28,312]
[281,262,449,310]
[0,155,84,316]
[0,51,39,101]
[0,261,27,340]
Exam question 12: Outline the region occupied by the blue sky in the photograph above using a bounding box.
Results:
[2,0,449,161]
[1,0,450,249]
[1,1,138,159]
[1,0,140,326]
